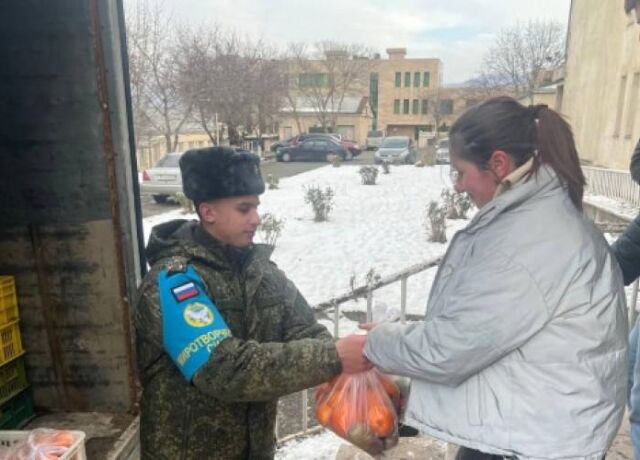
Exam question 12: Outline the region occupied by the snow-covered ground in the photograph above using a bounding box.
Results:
[143,164,468,336]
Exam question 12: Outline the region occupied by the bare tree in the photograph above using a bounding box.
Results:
[177,28,286,147]
[175,24,221,144]
[286,42,373,132]
[126,0,192,154]
[480,19,565,97]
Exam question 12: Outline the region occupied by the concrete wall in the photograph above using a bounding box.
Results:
[0,0,140,412]
[562,0,640,169]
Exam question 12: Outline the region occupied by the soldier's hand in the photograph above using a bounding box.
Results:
[335,334,372,373]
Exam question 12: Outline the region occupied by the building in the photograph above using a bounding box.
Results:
[371,48,443,139]
[278,96,373,145]
[561,0,640,169]
[137,131,215,171]
[280,47,513,145]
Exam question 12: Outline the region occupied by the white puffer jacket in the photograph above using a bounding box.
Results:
[365,165,628,459]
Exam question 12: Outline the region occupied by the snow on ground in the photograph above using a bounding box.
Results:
[142,164,469,335]
[585,192,639,220]
[274,430,345,460]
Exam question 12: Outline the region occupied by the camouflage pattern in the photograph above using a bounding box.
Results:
[134,219,342,459]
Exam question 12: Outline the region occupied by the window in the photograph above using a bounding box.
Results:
[395,72,401,87]
[403,99,410,114]
[299,73,330,88]
[439,99,454,115]
[423,71,431,87]
[393,99,400,114]
[412,99,419,114]
[421,99,429,114]
[157,153,182,167]
[414,72,420,87]
[404,72,411,87]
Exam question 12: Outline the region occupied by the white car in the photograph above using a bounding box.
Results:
[140,152,184,203]
[435,138,450,164]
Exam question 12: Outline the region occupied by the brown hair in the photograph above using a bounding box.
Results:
[449,96,585,209]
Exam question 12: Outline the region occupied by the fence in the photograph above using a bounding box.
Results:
[275,257,441,443]
[583,165,640,207]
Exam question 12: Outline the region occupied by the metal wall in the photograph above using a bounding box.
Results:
[0,0,141,412]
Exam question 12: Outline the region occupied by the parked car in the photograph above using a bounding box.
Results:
[374,136,417,164]
[366,130,385,150]
[288,133,360,159]
[140,151,184,203]
[435,138,450,164]
[276,138,349,162]
[270,137,295,152]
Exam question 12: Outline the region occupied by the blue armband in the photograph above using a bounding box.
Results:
[158,265,232,381]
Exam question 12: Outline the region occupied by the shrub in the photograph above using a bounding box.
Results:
[266,173,279,190]
[174,192,195,214]
[331,155,341,167]
[304,185,335,222]
[441,188,473,219]
[381,160,391,174]
[425,200,447,243]
[359,166,379,185]
[258,213,284,247]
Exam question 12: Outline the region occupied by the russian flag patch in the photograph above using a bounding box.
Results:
[172,282,199,302]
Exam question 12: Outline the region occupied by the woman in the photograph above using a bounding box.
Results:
[360,97,628,459]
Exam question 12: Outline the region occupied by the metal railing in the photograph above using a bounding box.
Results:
[275,256,442,443]
[583,165,640,207]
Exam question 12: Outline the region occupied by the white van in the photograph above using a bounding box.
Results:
[366,130,385,150]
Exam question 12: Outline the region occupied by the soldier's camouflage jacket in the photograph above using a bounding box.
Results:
[134,219,342,459]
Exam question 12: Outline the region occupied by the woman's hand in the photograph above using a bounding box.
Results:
[335,334,372,373]
[358,322,378,332]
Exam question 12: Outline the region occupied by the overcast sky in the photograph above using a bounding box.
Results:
[147,0,572,84]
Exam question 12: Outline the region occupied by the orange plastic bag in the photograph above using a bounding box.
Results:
[315,369,400,455]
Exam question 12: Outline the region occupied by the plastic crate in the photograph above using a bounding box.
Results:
[0,388,34,429]
[0,356,28,405]
[0,429,87,460]
[0,277,18,328]
[0,321,23,366]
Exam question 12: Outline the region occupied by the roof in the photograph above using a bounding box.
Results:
[281,96,369,114]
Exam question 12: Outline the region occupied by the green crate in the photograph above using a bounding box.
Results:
[0,356,27,405]
[0,388,34,429]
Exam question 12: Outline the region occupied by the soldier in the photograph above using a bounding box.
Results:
[134,146,368,459]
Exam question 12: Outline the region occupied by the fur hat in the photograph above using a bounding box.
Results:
[179,147,265,202]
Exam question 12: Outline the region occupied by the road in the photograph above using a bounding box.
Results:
[140,150,376,218]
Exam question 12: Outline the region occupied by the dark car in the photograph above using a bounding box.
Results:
[374,136,417,164]
[276,138,349,162]
[270,136,295,152]
[289,133,360,159]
